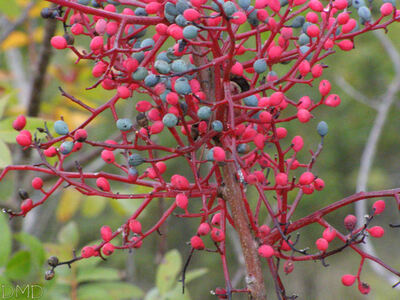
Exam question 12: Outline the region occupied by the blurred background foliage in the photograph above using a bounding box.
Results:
[1,0,400,299]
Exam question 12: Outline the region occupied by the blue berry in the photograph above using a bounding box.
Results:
[163,113,178,127]
[140,38,155,50]
[78,0,90,5]
[197,106,212,120]
[317,121,328,137]
[291,16,305,28]
[176,0,190,13]
[144,74,160,87]
[128,153,144,166]
[132,67,148,81]
[237,143,248,154]
[243,95,258,107]
[135,7,148,16]
[54,120,69,135]
[60,141,74,155]
[183,25,199,39]
[156,52,172,63]
[154,60,171,74]
[238,0,251,9]
[253,59,267,74]
[352,0,365,8]
[175,14,188,27]
[131,50,145,62]
[299,46,312,61]
[212,120,223,132]
[165,2,178,16]
[171,60,187,73]
[174,77,192,95]
[358,6,371,22]
[116,118,133,131]
[298,33,311,46]
[223,1,237,16]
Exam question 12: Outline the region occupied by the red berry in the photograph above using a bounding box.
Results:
[334,0,348,9]
[16,132,32,147]
[12,115,26,131]
[104,139,118,151]
[276,127,287,139]
[102,243,114,256]
[101,150,115,164]
[311,64,323,78]
[117,86,131,99]
[145,2,162,14]
[325,94,341,107]
[211,227,225,242]
[344,214,357,231]
[136,101,152,112]
[323,227,336,242]
[283,260,294,274]
[176,193,188,210]
[90,36,104,51]
[129,219,142,234]
[306,24,320,37]
[368,226,384,238]
[315,238,329,252]
[313,178,325,191]
[131,236,143,248]
[74,129,87,142]
[358,282,370,295]
[269,92,284,106]
[380,2,393,16]
[281,240,292,251]
[81,246,95,258]
[337,12,350,25]
[259,225,271,237]
[101,225,113,241]
[292,136,304,152]
[298,60,310,76]
[258,245,274,258]
[211,212,222,226]
[319,80,331,96]
[276,173,288,186]
[51,36,68,49]
[372,200,385,215]
[299,172,314,185]
[44,146,57,157]
[31,177,43,190]
[96,177,111,192]
[198,223,211,235]
[171,174,189,189]
[213,147,226,162]
[183,8,200,21]
[341,274,356,286]
[21,198,33,214]
[215,288,227,299]
[338,40,353,51]
[190,236,205,250]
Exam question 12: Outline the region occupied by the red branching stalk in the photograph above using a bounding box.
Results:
[4,0,400,298]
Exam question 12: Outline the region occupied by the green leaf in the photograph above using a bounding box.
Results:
[4,251,31,280]
[184,268,208,283]
[164,284,191,300]
[0,275,11,286]
[0,139,12,169]
[58,221,79,247]
[0,94,10,119]
[77,267,120,283]
[81,196,107,218]
[0,213,11,266]
[78,282,143,300]
[144,288,163,300]
[0,0,20,18]
[156,249,182,295]
[14,232,46,267]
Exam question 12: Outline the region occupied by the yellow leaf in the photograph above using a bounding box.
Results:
[82,196,107,218]
[1,31,28,51]
[56,189,82,222]
[53,107,90,128]
[33,27,44,43]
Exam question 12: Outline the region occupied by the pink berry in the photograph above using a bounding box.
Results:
[145,2,162,14]
[21,198,33,214]
[323,227,336,242]
[292,135,304,152]
[372,200,385,215]
[136,100,152,112]
[276,127,287,139]
[259,225,271,237]
[213,147,226,162]
[319,80,331,96]
[183,8,200,21]
[297,108,311,123]
[344,214,357,231]
[380,2,393,16]
[341,274,356,286]
[190,236,205,250]
[74,129,87,142]
[117,86,131,99]
[309,0,323,11]
[299,172,314,185]
[338,40,353,51]
[101,150,115,164]
[276,173,288,186]
[325,94,341,107]
[311,64,323,78]
[368,226,384,238]
[12,115,26,131]
[129,219,142,234]
[44,146,57,157]
[96,177,111,192]
[16,132,32,147]
[102,243,114,256]
[258,245,274,258]
[269,92,284,106]
[315,238,329,252]
[32,177,43,190]
[176,193,188,210]
[231,11,247,25]
[358,282,370,295]
[298,60,310,76]
[90,36,104,51]
[313,178,325,191]
[211,213,222,225]
[171,174,189,189]
[198,223,211,236]
[211,227,225,242]
[101,225,113,241]
[81,246,95,258]
[51,36,68,49]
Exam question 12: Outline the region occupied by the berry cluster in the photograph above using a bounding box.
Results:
[3,0,400,298]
